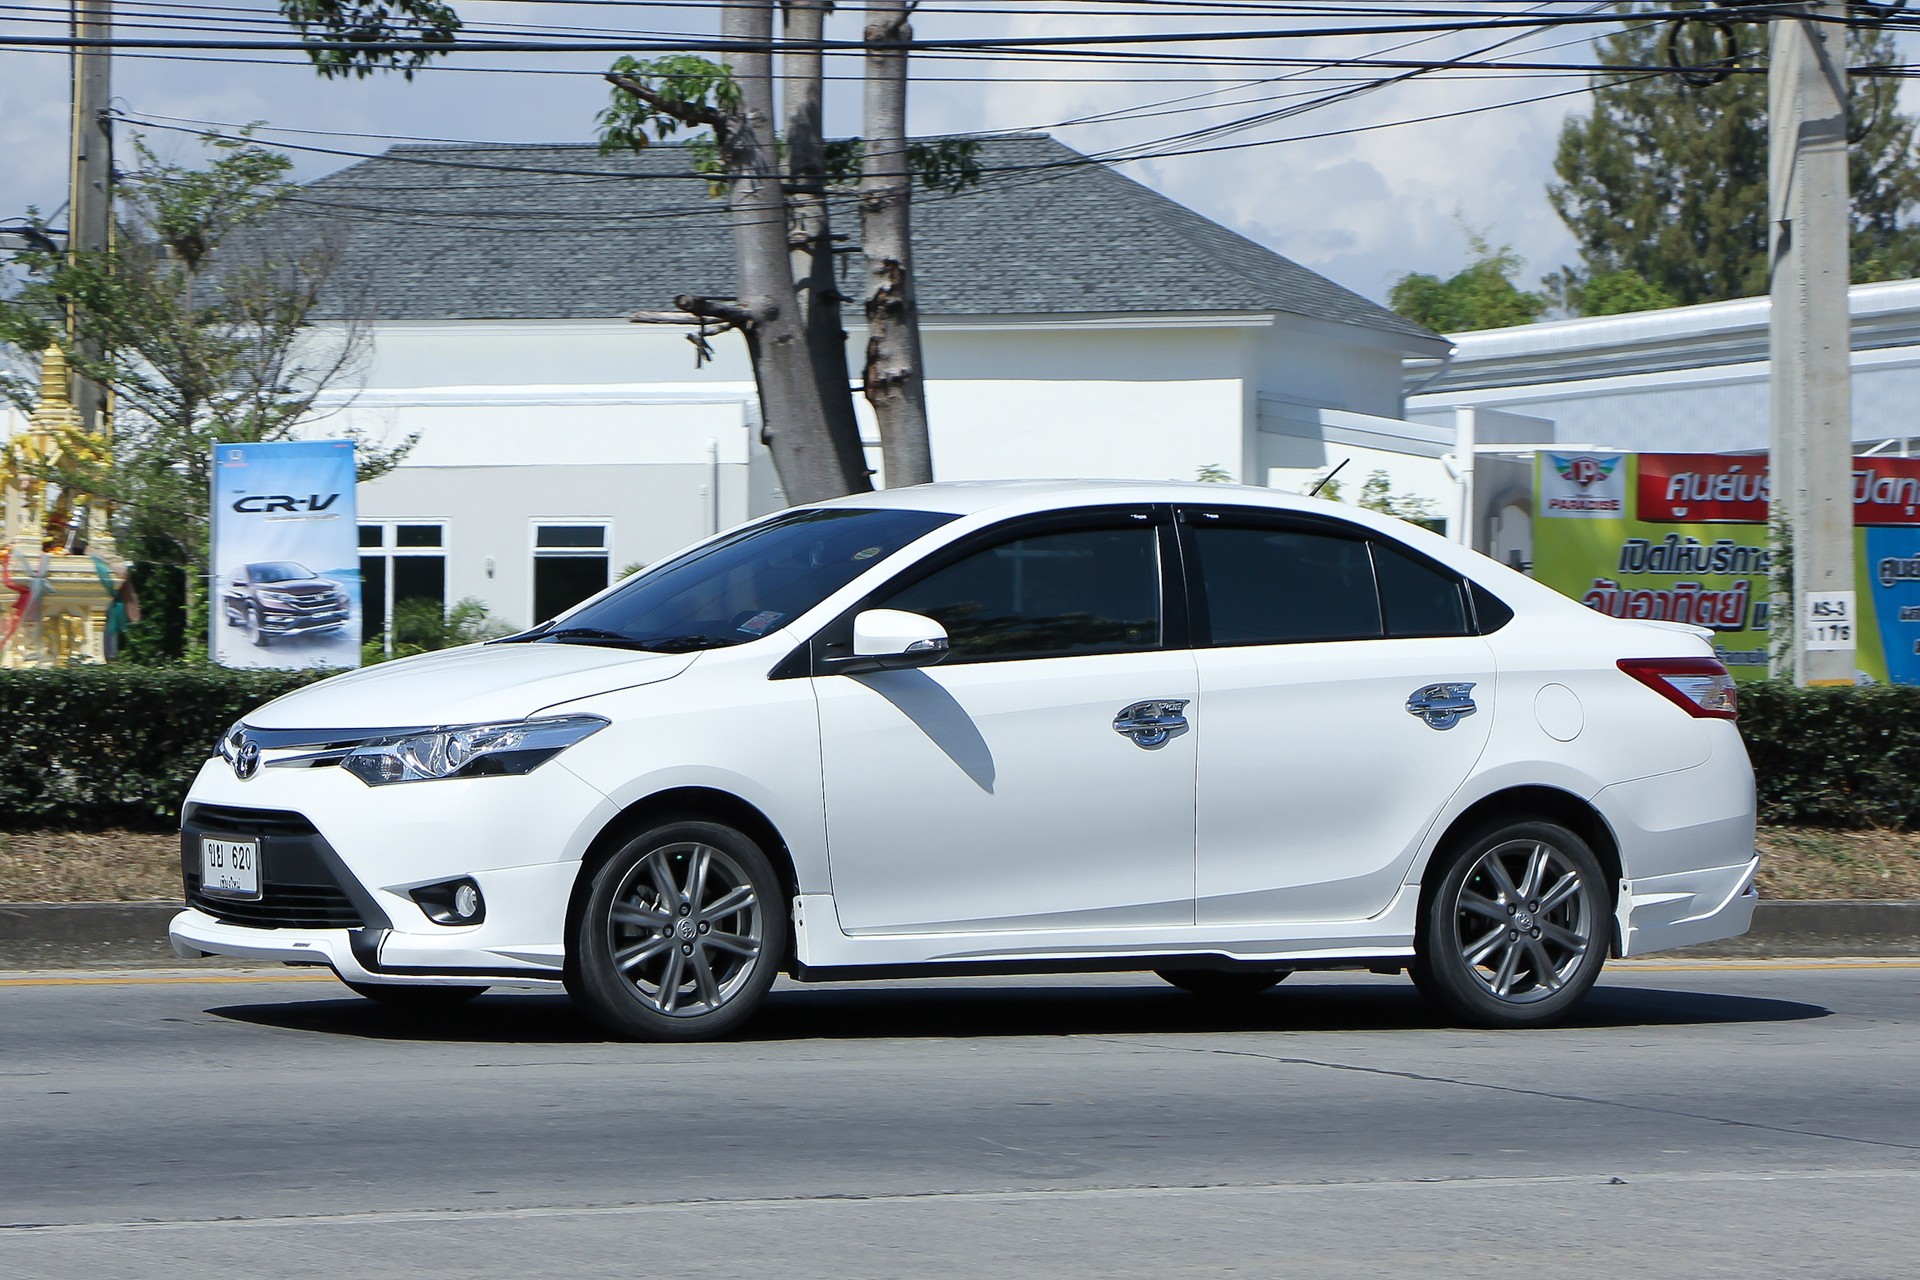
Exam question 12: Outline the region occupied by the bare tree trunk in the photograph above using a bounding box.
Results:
[782,0,871,491]
[721,0,856,503]
[859,0,933,487]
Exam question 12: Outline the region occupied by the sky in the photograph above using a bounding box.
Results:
[1,2,1906,307]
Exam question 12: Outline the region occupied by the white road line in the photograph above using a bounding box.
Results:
[7,1167,1920,1238]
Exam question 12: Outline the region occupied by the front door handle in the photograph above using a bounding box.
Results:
[1407,682,1477,730]
[1113,699,1190,749]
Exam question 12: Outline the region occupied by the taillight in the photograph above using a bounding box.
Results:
[1617,657,1738,720]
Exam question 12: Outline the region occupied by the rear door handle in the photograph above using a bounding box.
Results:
[1113,699,1190,749]
[1406,682,1477,730]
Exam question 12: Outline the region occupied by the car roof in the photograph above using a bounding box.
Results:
[812,478,1351,519]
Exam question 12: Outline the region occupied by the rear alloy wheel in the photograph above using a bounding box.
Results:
[1155,969,1290,999]
[340,979,488,1006]
[1414,820,1609,1029]
[566,820,785,1042]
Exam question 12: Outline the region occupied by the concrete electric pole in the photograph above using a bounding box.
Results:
[67,0,112,441]
[1767,1,1858,686]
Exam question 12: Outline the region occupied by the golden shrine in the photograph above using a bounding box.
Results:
[1,346,128,666]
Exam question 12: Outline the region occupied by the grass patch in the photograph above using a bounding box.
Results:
[2,827,1918,904]
[1755,827,1920,899]
[0,830,181,903]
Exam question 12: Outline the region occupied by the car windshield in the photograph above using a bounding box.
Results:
[515,506,957,652]
[248,563,312,583]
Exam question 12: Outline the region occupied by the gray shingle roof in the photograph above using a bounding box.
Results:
[290,134,1436,345]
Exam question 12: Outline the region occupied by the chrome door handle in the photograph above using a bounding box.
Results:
[1406,682,1477,731]
[1113,699,1190,749]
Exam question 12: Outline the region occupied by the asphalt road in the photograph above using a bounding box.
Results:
[2,962,1918,1279]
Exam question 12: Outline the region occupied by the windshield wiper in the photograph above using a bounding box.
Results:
[633,634,735,653]
[533,627,657,650]
[530,628,734,654]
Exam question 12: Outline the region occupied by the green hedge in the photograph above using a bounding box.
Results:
[2,668,1919,833]
[0,666,324,832]
[1739,681,1920,830]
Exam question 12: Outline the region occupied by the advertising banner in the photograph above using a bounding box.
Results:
[209,440,361,670]
[1534,452,1920,685]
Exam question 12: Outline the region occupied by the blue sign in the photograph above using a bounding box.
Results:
[209,440,361,669]
[1868,526,1920,687]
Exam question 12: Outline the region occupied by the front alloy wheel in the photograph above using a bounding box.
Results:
[567,820,785,1041]
[1413,820,1608,1029]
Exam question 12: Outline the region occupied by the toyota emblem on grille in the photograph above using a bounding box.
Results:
[233,739,261,781]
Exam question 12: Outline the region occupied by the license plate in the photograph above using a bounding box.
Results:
[201,837,261,899]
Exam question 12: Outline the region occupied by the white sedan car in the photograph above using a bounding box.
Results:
[173,481,1757,1039]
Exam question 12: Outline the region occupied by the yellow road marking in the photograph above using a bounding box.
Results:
[0,972,335,987]
[1613,959,1920,972]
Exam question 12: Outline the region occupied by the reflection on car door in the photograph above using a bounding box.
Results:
[813,509,1199,935]
[1180,508,1496,925]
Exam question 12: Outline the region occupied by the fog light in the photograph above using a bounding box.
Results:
[412,878,485,926]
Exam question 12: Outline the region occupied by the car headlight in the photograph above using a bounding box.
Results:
[341,715,609,786]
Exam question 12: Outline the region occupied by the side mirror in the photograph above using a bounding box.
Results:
[850,609,950,669]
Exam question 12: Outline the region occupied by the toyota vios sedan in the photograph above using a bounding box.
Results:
[173,481,1757,1040]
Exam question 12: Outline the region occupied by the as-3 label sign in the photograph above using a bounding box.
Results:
[1804,591,1857,652]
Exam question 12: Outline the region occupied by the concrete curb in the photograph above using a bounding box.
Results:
[0,901,186,968]
[2,899,1917,968]
[1675,900,1920,958]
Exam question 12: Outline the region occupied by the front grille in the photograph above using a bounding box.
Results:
[181,804,371,930]
[265,594,343,616]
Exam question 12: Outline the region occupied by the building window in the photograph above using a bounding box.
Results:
[533,523,610,624]
[360,522,447,656]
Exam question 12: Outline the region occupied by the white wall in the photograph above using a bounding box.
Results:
[317,310,1426,625]
[1406,281,1920,454]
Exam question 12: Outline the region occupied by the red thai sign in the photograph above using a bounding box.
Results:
[1636,453,1920,526]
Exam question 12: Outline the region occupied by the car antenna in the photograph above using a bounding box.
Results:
[1308,458,1349,498]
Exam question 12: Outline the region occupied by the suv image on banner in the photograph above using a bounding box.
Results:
[173,480,1759,1042]
[221,562,351,646]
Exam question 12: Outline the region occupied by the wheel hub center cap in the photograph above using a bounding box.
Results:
[1515,911,1536,930]
[677,920,697,942]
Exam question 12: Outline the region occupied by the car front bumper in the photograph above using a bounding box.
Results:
[257,607,349,634]
[174,753,620,981]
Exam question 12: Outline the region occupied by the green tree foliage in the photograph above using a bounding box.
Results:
[1551,4,1920,309]
[1389,234,1548,333]
[1555,268,1680,317]
[364,595,509,664]
[0,132,407,660]
[1357,469,1444,534]
[279,0,461,79]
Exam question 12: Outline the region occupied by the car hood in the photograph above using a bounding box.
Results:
[257,578,337,592]
[244,642,698,729]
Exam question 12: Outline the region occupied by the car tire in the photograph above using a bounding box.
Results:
[1414,819,1610,1029]
[340,979,488,1006]
[245,604,270,648]
[1155,968,1290,998]
[566,819,786,1042]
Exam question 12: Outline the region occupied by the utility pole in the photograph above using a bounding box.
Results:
[1767,1,1857,686]
[67,0,112,441]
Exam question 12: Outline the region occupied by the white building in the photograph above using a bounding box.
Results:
[286,134,1446,635]
[1405,280,1920,563]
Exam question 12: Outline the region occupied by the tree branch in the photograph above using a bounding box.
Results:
[605,71,726,131]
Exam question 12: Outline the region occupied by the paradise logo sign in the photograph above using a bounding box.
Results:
[1540,454,1624,518]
